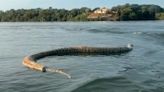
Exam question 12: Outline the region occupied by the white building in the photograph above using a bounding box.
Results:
[94,7,109,14]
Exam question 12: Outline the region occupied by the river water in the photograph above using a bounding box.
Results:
[0,21,164,92]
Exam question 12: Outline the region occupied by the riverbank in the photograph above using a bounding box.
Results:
[0,4,163,22]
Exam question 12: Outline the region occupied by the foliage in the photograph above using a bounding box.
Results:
[0,4,163,22]
[0,7,91,22]
[111,4,163,20]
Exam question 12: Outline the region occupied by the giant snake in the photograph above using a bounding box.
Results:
[23,44,133,79]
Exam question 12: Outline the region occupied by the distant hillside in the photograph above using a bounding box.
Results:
[0,4,163,22]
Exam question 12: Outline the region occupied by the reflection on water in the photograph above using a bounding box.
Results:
[0,21,164,92]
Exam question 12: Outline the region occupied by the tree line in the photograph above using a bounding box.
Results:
[0,7,91,22]
[111,4,164,20]
[0,4,163,22]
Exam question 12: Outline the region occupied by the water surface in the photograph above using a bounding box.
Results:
[0,21,164,92]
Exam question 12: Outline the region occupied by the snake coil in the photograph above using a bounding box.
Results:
[23,44,133,79]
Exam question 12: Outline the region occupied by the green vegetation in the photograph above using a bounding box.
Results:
[112,4,164,20]
[0,4,163,22]
[0,7,91,22]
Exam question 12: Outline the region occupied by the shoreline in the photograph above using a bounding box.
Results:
[0,20,163,23]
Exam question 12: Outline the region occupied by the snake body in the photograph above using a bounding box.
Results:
[23,44,133,78]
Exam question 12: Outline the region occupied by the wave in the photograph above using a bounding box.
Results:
[132,31,164,46]
[71,76,143,92]
[147,32,164,45]
[86,28,128,34]
[146,32,164,39]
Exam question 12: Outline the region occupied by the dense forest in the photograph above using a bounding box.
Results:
[0,4,163,22]
[0,7,91,21]
[111,4,164,20]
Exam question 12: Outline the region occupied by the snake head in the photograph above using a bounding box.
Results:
[127,44,133,49]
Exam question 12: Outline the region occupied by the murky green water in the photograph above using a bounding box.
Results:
[0,21,164,92]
